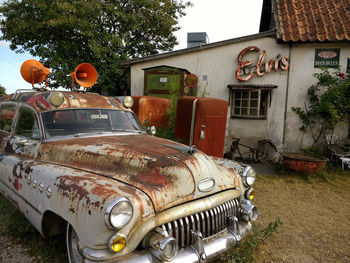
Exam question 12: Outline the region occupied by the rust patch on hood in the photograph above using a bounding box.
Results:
[56,174,123,211]
[41,135,237,212]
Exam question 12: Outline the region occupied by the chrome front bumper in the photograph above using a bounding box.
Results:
[85,221,252,263]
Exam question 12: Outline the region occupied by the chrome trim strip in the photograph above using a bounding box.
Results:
[184,217,190,246]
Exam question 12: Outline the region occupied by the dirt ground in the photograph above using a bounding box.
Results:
[0,234,37,263]
[1,170,350,263]
[253,172,350,263]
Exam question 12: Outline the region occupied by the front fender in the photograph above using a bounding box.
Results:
[23,161,154,250]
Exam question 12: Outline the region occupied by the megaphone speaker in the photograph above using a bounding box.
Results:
[71,63,98,88]
[20,59,50,85]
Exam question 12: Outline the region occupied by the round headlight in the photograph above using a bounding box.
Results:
[242,166,256,186]
[109,234,126,253]
[48,92,64,107]
[105,197,133,230]
[123,96,134,108]
[245,188,256,201]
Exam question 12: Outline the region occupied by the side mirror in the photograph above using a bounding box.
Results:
[146,126,156,136]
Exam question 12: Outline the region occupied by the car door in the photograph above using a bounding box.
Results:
[0,103,41,213]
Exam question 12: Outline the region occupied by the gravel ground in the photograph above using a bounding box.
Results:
[0,234,38,263]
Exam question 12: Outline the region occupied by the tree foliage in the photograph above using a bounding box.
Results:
[292,69,350,150]
[0,0,191,94]
[0,84,6,95]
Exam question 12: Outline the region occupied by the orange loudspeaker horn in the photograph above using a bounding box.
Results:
[70,63,98,90]
[20,59,50,89]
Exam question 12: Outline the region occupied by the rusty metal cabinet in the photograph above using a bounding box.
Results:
[131,96,170,127]
[175,97,228,157]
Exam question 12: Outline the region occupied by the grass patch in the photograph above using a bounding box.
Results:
[0,194,66,263]
[221,218,283,263]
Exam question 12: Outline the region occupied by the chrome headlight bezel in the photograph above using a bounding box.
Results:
[242,166,256,187]
[105,197,134,230]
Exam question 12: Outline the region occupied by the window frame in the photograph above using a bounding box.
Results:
[14,105,42,140]
[230,89,269,119]
[0,102,17,133]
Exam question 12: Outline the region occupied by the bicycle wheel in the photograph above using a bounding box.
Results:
[225,138,241,160]
[255,139,277,162]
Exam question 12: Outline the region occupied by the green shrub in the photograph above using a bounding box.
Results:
[221,218,283,263]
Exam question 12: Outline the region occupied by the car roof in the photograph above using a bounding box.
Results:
[0,91,125,112]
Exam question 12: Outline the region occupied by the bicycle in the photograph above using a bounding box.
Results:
[224,137,277,162]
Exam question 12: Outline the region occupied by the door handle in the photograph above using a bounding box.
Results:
[200,125,206,140]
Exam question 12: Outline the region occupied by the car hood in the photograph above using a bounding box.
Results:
[38,134,239,212]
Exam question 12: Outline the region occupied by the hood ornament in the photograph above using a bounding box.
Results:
[189,145,197,154]
[162,144,198,155]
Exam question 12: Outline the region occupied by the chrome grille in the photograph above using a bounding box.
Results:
[161,198,240,248]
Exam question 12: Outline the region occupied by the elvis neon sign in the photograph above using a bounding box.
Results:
[235,46,289,82]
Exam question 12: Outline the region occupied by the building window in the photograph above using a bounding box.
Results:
[228,84,277,119]
[231,90,269,119]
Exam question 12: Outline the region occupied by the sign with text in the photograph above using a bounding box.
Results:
[235,46,289,82]
[314,48,340,68]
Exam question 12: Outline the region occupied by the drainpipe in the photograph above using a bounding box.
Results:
[282,43,292,148]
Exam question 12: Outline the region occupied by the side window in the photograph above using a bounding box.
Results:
[16,108,40,139]
[0,104,16,132]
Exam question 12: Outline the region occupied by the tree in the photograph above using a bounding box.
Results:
[0,84,6,95]
[0,0,191,95]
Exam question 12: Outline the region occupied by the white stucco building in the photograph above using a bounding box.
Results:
[123,0,350,155]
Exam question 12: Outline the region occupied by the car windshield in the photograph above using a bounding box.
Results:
[41,109,142,138]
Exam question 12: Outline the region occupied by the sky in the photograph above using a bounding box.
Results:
[0,0,263,94]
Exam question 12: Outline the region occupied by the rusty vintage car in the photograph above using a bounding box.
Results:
[0,65,258,263]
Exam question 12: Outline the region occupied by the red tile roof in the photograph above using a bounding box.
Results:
[274,0,350,42]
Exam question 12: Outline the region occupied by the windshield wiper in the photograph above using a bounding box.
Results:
[74,132,105,137]
[111,128,142,133]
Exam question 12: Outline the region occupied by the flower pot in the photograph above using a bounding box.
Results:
[282,152,328,173]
